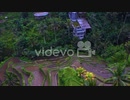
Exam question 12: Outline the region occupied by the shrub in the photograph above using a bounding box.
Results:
[101,44,128,67]
[76,67,96,86]
[105,65,130,86]
[58,67,83,86]
[1,71,21,86]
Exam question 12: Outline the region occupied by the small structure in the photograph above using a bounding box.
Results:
[34,12,49,19]
[69,12,78,21]
[69,12,91,40]
[0,20,5,24]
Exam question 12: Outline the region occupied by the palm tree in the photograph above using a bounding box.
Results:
[2,72,21,86]
[105,65,130,86]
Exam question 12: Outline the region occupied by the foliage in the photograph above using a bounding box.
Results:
[20,56,31,62]
[125,41,130,62]
[76,67,96,86]
[0,57,11,68]
[0,12,74,61]
[85,12,130,56]
[1,12,129,61]
[100,44,130,67]
[12,67,25,86]
[1,71,21,86]
[0,31,16,61]
[21,67,34,86]
[105,65,130,86]
[58,66,96,86]
[0,12,130,86]
[58,67,83,86]
[76,67,86,76]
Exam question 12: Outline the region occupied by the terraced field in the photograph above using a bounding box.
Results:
[1,55,129,86]
[0,56,76,86]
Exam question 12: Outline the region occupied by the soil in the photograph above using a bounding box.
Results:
[51,70,58,86]
[42,67,49,86]
[26,66,39,72]
[82,63,112,79]
[32,70,44,86]
[0,56,130,86]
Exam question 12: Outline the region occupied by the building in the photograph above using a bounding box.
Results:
[68,12,91,40]
[34,12,49,19]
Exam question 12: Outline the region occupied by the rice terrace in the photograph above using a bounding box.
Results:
[0,12,130,86]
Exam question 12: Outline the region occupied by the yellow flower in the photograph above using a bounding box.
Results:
[92,78,95,80]
[89,72,93,75]
[85,78,88,80]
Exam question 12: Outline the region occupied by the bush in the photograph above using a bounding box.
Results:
[1,71,21,86]
[100,44,129,67]
[58,67,83,86]
[58,67,96,86]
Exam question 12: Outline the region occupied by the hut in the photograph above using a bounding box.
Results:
[68,12,91,40]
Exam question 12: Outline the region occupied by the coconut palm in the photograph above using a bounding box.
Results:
[105,65,130,86]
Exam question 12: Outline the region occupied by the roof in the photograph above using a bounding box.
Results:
[34,12,49,17]
[77,18,91,29]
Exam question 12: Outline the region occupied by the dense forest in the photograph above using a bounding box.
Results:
[0,12,130,86]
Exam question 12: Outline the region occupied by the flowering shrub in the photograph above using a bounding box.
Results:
[58,66,96,86]
[76,67,96,86]
[76,67,86,76]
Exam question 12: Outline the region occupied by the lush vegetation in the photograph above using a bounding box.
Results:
[0,12,130,86]
[105,65,130,86]
[1,71,21,86]
[58,67,96,86]
[0,12,130,61]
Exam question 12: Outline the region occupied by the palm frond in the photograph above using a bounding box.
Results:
[105,77,117,83]
[119,79,127,86]
[106,68,115,75]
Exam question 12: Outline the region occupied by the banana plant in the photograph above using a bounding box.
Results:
[105,65,130,86]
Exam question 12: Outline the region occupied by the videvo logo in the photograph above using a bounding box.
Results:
[34,41,96,57]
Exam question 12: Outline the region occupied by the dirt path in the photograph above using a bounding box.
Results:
[42,67,49,86]
[25,66,44,86]
[32,70,44,86]
[96,79,112,86]
[51,70,58,86]
[22,72,29,86]
[70,56,113,86]
[81,63,112,79]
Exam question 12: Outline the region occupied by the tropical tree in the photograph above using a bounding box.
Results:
[2,72,21,86]
[105,65,130,86]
